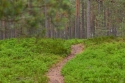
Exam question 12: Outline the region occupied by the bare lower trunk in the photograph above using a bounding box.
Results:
[87,0,91,38]
[82,1,86,38]
[2,20,5,39]
[45,5,49,38]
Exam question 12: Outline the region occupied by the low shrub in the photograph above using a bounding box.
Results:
[62,38,125,83]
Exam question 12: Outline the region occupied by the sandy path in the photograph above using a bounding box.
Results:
[47,44,84,83]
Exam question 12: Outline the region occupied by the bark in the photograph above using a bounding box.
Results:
[91,12,95,38]
[87,0,91,38]
[82,1,86,38]
[2,20,5,39]
[45,5,49,38]
[75,0,80,38]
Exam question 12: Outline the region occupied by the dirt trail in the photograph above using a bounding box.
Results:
[47,44,84,83]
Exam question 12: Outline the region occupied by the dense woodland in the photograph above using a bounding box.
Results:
[0,0,125,39]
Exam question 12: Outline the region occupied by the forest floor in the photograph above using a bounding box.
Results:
[47,44,84,83]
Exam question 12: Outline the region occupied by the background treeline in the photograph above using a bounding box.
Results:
[0,0,125,39]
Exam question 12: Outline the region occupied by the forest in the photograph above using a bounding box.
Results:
[1,0,125,39]
[0,0,125,83]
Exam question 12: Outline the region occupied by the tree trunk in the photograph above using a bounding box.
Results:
[82,0,86,38]
[2,20,5,39]
[75,0,80,38]
[45,5,49,38]
[87,0,91,38]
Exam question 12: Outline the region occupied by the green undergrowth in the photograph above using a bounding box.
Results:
[0,54,62,83]
[0,38,82,83]
[0,38,68,57]
[62,37,125,83]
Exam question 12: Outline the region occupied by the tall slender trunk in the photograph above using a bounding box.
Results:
[87,0,91,38]
[75,0,80,38]
[107,8,110,36]
[82,1,86,38]
[91,12,95,38]
[2,20,5,39]
[28,0,32,36]
[45,5,49,38]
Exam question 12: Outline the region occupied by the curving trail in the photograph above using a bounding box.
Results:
[47,44,84,83]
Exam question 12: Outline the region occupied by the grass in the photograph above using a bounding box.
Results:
[62,37,125,83]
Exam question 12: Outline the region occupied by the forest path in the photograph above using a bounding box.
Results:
[47,44,84,83]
